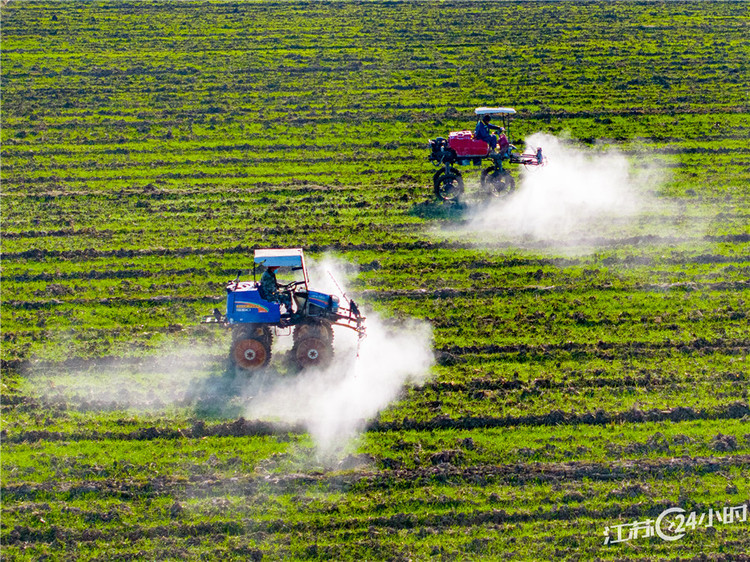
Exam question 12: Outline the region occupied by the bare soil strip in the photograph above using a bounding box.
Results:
[4,280,749,311]
[4,456,749,549]
[2,337,745,376]
[367,403,750,433]
[4,455,748,503]
[3,234,748,262]
[437,337,750,362]
[4,401,749,445]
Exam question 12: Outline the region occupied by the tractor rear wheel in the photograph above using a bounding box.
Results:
[434,171,464,201]
[231,338,271,371]
[481,167,515,197]
[293,337,333,370]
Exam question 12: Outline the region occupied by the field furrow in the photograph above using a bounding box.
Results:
[2,1,748,560]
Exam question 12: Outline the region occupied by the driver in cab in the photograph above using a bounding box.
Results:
[474,114,515,158]
[475,114,512,157]
[260,265,293,313]
[474,114,502,150]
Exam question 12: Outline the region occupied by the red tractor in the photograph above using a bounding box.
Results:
[428,107,546,201]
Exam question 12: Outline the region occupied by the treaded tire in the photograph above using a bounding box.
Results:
[434,171,464,201]
[480,167,515,197]
[231,338,271,371]
[293,337,333,369]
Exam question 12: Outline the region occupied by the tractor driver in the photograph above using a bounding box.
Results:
[474,114,504,151]
[260,266,293,313]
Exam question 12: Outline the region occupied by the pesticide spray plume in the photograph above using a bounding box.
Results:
[25,341,235,412]
[243,256,435,456]
[464,133,669,250]
[25,257,433,460]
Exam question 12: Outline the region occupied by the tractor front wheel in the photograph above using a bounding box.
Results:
[293,337,333,370]
[481,167,515,197]
[231,338,271,372]
[434,170,464,201]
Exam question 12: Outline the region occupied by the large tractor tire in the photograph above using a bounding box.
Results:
[231,338,271,371]
[433,168,464,201]
[230,324,272,373]
[293,337,334,370]
[480,167,515,197]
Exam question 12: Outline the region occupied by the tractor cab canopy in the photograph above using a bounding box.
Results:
[475,107,516,116]
[254,248,310,287]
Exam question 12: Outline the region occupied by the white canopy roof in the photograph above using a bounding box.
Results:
[254,248,305,267]
[475,107,516,115]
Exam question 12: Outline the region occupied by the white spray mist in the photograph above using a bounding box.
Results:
[467,133,664,245]
[25,259,434,457]
[243,257,434,455]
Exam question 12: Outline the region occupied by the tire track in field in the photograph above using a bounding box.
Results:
[2,336,747,377]
[5,254,749,283]
[4,139,748,161]
[363,280,750,301]
[2,366,744,422]
[1,417,306,445]
[421,370,747,394]
[1,140,417,157]
[1,155,416,180]
[436,337,750,362]
[2,295,222,310]
[9,143,749,175]
[3,456,749,549]
[1,222,420,243]
[4,401,749,444]
[0,241,458,262]
[367,402,750,433]
[3,104,748,136]
[0,183,368,198]
[5,499,748,549]
[4,455,748,502]
[2,235,748,263]
[3,168,394,185]
[4,279,749,311]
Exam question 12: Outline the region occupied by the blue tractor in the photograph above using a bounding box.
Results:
[203,248,365,373]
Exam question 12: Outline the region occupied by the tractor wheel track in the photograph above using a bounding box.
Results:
[3,401,749,445]
[3,280,749,310]
[2,337,747,377]
[3,456,750,548]
[2,235,749,263]
[368,402,750,433]
[4,455,749,503]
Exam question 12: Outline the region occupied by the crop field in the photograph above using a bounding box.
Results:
[1,1,749,560]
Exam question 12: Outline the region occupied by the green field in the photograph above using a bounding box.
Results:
[2,1,749,560]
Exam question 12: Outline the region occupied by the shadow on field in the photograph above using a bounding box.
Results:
[407,199,469,221]
[184,354,301,420]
